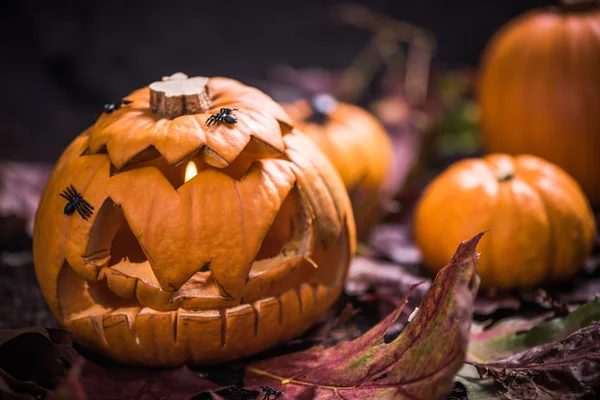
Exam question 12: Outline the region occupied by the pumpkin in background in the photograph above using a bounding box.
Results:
[414,154,596,290]
[478,0,600,207]
[283,94,394,241]
[33,73,355,366]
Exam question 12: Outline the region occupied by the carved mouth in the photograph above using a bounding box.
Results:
[56,196,349,366]
[63,279,340,366]
[57,224,348,366]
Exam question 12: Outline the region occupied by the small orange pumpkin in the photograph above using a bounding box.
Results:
[33,73,355,366]
[414,154,596,290]
[478,0,600,207]
[283,94,394,240]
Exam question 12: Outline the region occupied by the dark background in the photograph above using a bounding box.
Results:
[1,0,551,163]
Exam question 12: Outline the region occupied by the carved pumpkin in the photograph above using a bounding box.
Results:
[414,154,596,290]
[283,94,394,240]
[33,73,355,366]
[478,0,600,207]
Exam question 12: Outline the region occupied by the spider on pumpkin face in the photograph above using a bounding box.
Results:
[205,107,239,126]
[59,185,94,220]
[103,99,132,114]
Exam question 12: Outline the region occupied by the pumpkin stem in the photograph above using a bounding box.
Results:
[308,93,338,124]
[496,166,514,182]
[557,0,599,12]
[149,73,211,119]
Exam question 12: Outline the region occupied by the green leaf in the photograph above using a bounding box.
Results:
[468,297,600,363]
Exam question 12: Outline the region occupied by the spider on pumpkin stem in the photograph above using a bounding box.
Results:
[59,185,94,220]
[260,386,283,399]
[205,107,239,126]
[103,99,132,114]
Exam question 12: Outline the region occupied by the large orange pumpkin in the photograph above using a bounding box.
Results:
[414,154,596,290]
[283,94,394,240]
[478,0,600,207]
[33,73,355,366]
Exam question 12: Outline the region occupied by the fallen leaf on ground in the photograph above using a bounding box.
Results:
[244,233,483,399]
[368,224,423,266]
[472,293,520,315]
[474,322,600,400]
[308,303,360,343]
[0,327,223,400]
[468,297,600,364]
[556,277,600,305]
[346,256,431,299]
[0,327,78,399]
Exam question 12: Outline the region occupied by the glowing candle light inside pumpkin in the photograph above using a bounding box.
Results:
[185,161,198,182]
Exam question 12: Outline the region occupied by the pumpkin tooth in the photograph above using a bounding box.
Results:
[171,280,240,310]
[135,278,178,311]
[135,308,182,365]
[298,283,316,317]
[176,309,223,361]
[278,288,303,341]
[78,250,111,281]
[221,305,255,353]
[243,255,308,302]
[252,297,280,344]
[201,145,230,168]
[101,266,138,299]
[102,308,140,354]
[67,314,108,350]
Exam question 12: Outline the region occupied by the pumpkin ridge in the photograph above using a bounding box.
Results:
[532,181,559,282]
[63,157,113,281]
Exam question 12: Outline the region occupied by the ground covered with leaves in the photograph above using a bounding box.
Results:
[2,69,600,399]
[2,163,600,400]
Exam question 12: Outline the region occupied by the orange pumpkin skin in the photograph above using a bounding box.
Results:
[33,75,355,366]
[478,2,600,207]
[414,154,596,290]
[283,97,394,241]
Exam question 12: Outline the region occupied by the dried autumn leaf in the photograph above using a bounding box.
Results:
[468,297,600,364]
[474,322,600,400]
[244,232,483,399]
[556,276,600,305]
[0,327,222,400]
[346,256,431,300]
[0,327,78,399]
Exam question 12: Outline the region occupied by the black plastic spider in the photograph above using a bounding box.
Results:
[103,99,132,114]
[260,386,283,399]
[205,107,239,126]
[59,185,94,220]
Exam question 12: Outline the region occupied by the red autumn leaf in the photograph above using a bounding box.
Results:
[0,327,222,400]
[244,232,483,400]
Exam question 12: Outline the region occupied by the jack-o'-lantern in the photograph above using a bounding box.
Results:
[33,73,355,366]
[283,94,394,241]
